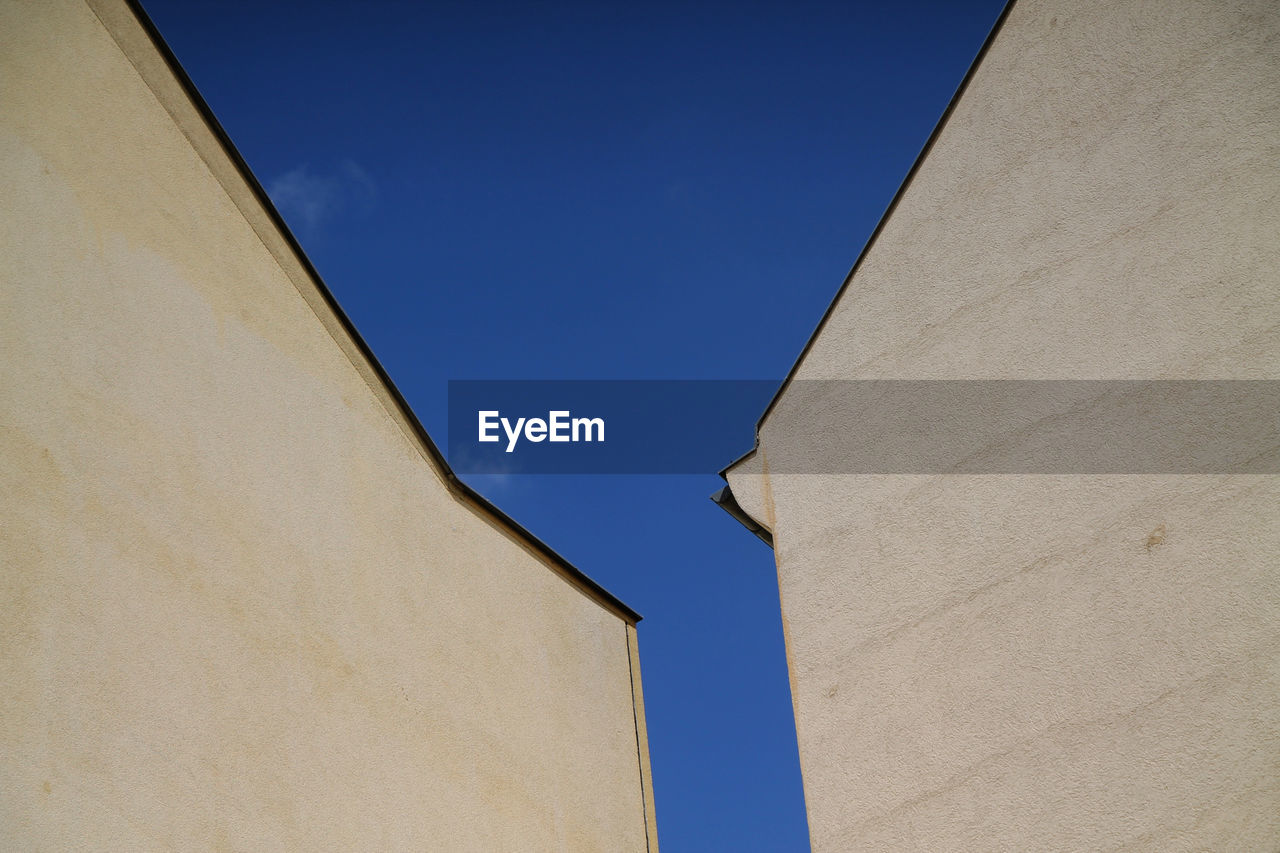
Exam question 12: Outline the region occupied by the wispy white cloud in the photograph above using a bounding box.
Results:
[467,472,516,494]
[267,160,376,232]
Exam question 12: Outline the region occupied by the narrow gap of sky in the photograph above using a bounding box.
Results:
[140,1,1008,849]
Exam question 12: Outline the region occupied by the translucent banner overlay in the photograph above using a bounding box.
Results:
[447,380,1280,474]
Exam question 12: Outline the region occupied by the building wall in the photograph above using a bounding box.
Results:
[0,1,654,849]
[728,0,1280,848]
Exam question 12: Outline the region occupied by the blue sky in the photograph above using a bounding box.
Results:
[141,1,1006,848]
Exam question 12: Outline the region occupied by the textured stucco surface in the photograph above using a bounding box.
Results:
[0,1,654,849]
[728,0,1280,849]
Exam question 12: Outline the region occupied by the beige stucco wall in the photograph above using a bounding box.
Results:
[0,1,654,849]
[728,0,1280,849]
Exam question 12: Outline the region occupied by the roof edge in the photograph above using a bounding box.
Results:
[114,0,641,624]
[711,485,774,548]
[721,0,1019,480]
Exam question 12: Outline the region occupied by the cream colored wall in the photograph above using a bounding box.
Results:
[728,0,1280,849]
[0,1,654,849]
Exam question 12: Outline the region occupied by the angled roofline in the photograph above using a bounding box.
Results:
[117,0,640,624]
[719,0,1018,482]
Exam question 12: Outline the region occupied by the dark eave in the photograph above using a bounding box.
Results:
[125,0,641,624]
[712,0,1018,546]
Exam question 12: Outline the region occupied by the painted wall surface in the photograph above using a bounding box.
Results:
[727,0,1280,849]
[0,1,654,849]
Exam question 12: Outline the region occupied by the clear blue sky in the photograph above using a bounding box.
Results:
[141,1,1006,848]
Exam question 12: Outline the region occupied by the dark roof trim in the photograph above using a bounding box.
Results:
[711,486,773,548]
[125,0,640,624]
[721,0,1019,480]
